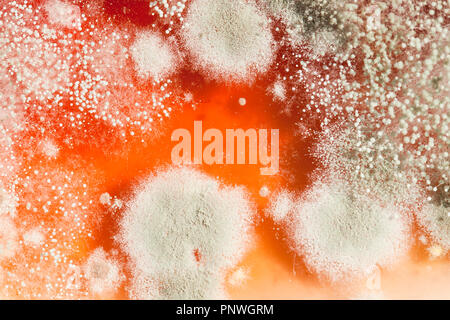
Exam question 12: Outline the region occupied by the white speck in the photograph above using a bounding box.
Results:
[99,193,112,206]
[259,186,270,197]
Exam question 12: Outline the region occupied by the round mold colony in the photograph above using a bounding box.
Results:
[83,248,122,296]
[44,0,82,29]
[130,31,177,82]
[119,167,254,299]
[181,0,275,82]
[269,179,412,283]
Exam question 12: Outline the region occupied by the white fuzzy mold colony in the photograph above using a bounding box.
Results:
[228,267,249,287]
[38,139,60,159]
[272,180,411,282]
[182,0,275,82]
[293,124,423,281]
[119,167,254,299]
[22,228,45,247]
[270,80,287,101]
[83,248,122,295]
[130,32,176,81]
[267,189,294,223]
[417,203,450,252]
[0,215,18,261]
[44,0,81,29]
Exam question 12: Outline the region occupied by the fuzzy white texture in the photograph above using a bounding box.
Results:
[182,0,275,82]
[0,186,17,218]
[83,248,122,295]
[228,267,249,287]
[99,192,112,206]
[39,139,59,159]
[44,0,81,29]
[23,228,45,247]
[417,203,450,252]
[271,80,287,101]
[0,215,18,260]
[130,32,176,81]
[275,180,411,282]
[119,167,254,299]
[267,190,294,223]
